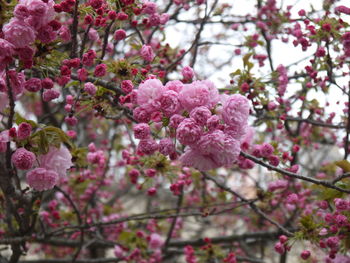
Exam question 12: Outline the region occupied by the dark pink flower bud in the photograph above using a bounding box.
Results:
[24,78,42,92]
[300,250,310,260]
[94,63,107,77]
[121,80,133,93]
[41,78,54,90]
[114,29,127,41]
[133,123,151,139]
[43,89,60,102]
[182,66,194,80]
[17,122,32,140]
[65,116,78,126]
[274,242,285,254]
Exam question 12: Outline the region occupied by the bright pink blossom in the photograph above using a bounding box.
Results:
[136,79,165,106]
[0,39,15,71]
[189,106,212,126]
[14,4,30,19]
[20,0,55,29]
[94,64,107,77]
[176,118,202,146]
[142,1,157,14]
[180,130,240,171]
[84,82,97,96]
[165,80,184,93]
[140,45,155,62]
[26,168,58,191]
[137,139,159,155]
[222,94,250,127]
[182,66,194,80]
[11,148,36,170]
[133,123,151,139]
[157,90,180,116]
[149,233,164,249]
[133,106,151,123]
[114,29,127,41]
[169,114,185,129]
[335,5,350,15]
[260,143,274,157]
[178,80,219,112]
[159,138,175,156]
[121,80,133,94]
[41,78,54,90]
[3,19,36,48]
[37,25,57,44]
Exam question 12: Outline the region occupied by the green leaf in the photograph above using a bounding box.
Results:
[71,147,88,168]
[317,185,344,201]
[44,126,74,149]
[243,53,252,68]
[38,130,49,154]
[118,231,135,244]
[229,69,241,78]
[335,160,350,172]
[14,113,37,128]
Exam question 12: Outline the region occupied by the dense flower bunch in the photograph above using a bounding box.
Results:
[11,140,73,191]
[1,0,57,69]
[1,0,350,262]
[132,75,250,171]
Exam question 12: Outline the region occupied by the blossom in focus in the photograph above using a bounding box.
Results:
[180,130,240,171]
[136,79,165,106]
[178,80,219,112]
[222,94,250,127]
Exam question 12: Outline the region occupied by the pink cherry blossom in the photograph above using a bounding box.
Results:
[176,118,202,146]
[3,19,36,48]
[136,79,165,106]
[157,90,181,117]
[221,94,250,127]
[178,80,219,112]
[140,45,155,62]
[11,148,36,170]
[17,122,32,140]
[26,168,59,191]
[149,233,164,249]
[38,146,73,178]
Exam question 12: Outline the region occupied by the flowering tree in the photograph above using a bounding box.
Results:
[1,0,350,262]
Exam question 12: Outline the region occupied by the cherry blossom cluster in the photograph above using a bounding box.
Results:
[3,122,73,191]
[0,0,57,70]
[131,74,251,171]
[12,143,73,191]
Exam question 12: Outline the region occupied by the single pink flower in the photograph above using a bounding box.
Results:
[12,148,36,170]
[136,79,165,106]
[17,122,32,140]
[176,118,202,146]
[178,80,219,112]
[38,146,73,178]
[149,233,164,249]
[3,18,36,48]
[222,94,250,127]
[26,167,58,191]
[140,45,155,62]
